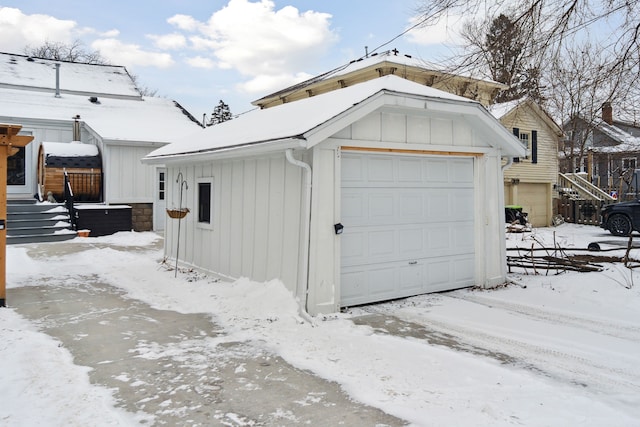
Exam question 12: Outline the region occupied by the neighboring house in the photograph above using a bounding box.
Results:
[489,98,563,227]
[252,49,507,109]
[143,76,525,315]
[563,103,640,199]
[0,52,202,231]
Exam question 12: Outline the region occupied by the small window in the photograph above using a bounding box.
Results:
[198,180,213,224]
[519,132,530,159]
[158,171,165,201]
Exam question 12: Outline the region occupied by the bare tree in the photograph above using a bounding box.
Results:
[416,0,640,99]
[23,40,158,97]
[24,39,108,65]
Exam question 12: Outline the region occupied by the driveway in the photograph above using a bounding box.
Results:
[10,281,404,426]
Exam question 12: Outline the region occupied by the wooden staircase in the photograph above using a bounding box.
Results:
[7,199,77,244]
[558,173,616,202]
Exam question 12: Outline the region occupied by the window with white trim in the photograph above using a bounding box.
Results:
[197,177,214,227]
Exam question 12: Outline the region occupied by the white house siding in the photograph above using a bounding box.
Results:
[164,154,304,294]
[500,106,559,227]
[104,145,157,204]
[305,109,506,314]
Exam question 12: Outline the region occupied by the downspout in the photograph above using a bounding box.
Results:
[285,148,314,323]
[501,156,513,171]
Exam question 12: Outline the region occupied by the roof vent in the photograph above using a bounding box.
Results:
[89,96,100,104]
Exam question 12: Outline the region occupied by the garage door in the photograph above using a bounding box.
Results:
[340,152,475,307]
[504,183,550,227]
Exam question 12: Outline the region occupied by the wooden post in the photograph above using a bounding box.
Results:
[0,124,34,307]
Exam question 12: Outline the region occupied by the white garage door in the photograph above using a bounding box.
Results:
[340,152,475,307]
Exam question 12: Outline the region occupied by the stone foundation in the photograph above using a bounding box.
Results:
[129,202,153,232]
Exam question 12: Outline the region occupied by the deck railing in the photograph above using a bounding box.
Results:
[63,171,77,230]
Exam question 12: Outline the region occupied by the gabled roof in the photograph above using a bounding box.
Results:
[251,50,506,109]
[0,86,200,144]
[145,75,525,162]
[0,52,140,99]
[489,97,564,137]
[592,119,640,153]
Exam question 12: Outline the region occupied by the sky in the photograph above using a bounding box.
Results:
[2,223,639,424]
[0,0,466,121]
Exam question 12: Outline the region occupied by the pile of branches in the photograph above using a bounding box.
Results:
[507,235,640,275]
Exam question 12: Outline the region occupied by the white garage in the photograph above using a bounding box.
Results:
[144,75,526,315]
[340,153,475,306]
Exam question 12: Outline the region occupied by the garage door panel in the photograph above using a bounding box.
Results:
[369,157,395,182]
[370,194,395,220]
[369,230,395,257]
[341,153,475,307]
[398,158,423,182]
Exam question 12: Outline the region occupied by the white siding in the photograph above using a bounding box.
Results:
[164,153,304,294]
[105,145,156,203]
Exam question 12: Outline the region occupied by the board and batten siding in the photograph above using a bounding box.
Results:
[164,153,305,294]
[305,108,507,314]
[104,145,157,204]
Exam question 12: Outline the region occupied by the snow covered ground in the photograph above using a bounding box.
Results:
[2,223,640,426]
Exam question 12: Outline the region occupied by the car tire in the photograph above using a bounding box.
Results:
[608,214,632,236]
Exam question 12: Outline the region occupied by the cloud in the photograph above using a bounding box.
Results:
[91,39,175,68]
[0,7,76,52]
[148,33,187,50]
[167,14,202,32]
[165,0,337,93]
[236,71,312,94]
[405,14,466,46]
[185,56,216,69]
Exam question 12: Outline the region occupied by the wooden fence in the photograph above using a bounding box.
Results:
[557,199,607,226]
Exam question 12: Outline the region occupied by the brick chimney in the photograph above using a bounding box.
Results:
[602,102,613,124]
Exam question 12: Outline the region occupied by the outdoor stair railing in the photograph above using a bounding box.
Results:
[558,173,616,202]
[63,170,78,230]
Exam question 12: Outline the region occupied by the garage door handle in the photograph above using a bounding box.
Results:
[408,261,417,265]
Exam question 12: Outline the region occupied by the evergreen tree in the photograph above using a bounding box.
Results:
[483,14,541,102]
[208,100,233,126]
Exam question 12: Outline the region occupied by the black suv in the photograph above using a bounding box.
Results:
[601,200,640,236]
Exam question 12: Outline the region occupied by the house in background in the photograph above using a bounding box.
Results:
[489,98,564,227]
[144,76,525,315]
[563,103,640,200]
[252,49,507,109]
[0,52,202,232]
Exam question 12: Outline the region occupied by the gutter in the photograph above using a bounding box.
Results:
[285,148,315,324]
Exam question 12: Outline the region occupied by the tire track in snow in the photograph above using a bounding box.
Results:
[448,293,640,342]
[416,314,640,395]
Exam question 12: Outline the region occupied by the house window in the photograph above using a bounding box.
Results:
[623,157,637,171]
[158,171,165,201]
[197,178,214,225]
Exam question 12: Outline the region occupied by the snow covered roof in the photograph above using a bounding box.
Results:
[252,50,505,107]
[0,52,140,99]
[0,86,201,144]
[41,141,99,157]
[591,119,640,153]
[145,75,525,161]
[488,98,524,120]
[489,97,563,137]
